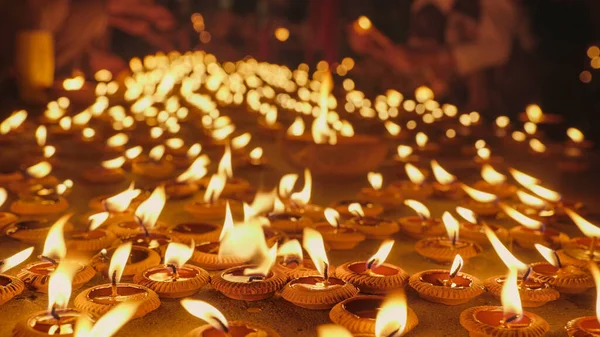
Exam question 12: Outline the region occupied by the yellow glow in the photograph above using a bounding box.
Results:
[534,244,560,268]
[512,131,526,142]
[348,203,365,218]
[75,301,140,337]
[375,290,408,337]
[291,169,312,206]
[524,122,537,135]
[149,145,165,162]
[0,247,34,273]
[59,117,72,131]
[396,145,413,159]
[415,132,428,148]
[431,160,456,185]
[181,299,229,333]
[249,147,263,163]
[496,116,510,128]
[0,188,6,207]
[384,121,401,136]
[449,254,464,277]
[134,186,166,230]
[88,212,110,231]
[101,156,126,170]
[63,76,85,91]
[405,163,425,185]
[589,263,600,324]
[106,133,129,148]
[302,227,329,276]
[442,211,459,242]
[324,208,341,228]
[368,172,383,190]
[109,242,132,284]
[356,16,372,31]
[499,203,543,230]
[203,174,226,204]
[219,202,235,242]
[527,184,561,203]
[404,200,430,219]
[475,140,486,150]
[567,127,584,143]
[461,184,497,203]
[278,173,299,198]
[48,262,78,312]
[42,214,72,260]
[125,146,143,160]
[481,164,506,185]
[36,125,47,147]
[564,208,600,238]
[456,206,478,224]
[231,132,251,150]
[187,143,202,159]
[26,161,52,178]
[165,138,184,151]
[446,129,456,139]
[415,86,434,103]
[484,225,528,272]
[287,116,305,136]
[278,239,303,261]
[150,127,163,140]
[217,145,233,179]
[164,242,194,268]
[526,104,543,123]
[529,138,546,153]
[515,190,547,210]
[265,108,278,126]
[73,110,92,126]
[317,325,353,337]
[94,69,112,82]
[42,145,55,159]
[367,240,394,269]
[104,183,141,213]
[0,110,27,134]
[509,168,540,187]
[275,27,290,42]
[501,268,523,322]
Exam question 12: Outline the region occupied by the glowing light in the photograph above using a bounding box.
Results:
[431,160,456,185]
[499,204,543,230]
[405,163,425,185]
[0,247,34,273]
[404,200,430,219]
[290,169,312,206]
[461,184,497,203]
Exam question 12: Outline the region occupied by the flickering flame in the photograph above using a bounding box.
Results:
[231,133,251,150]
[75,301,139,337]
[461,184,497,203]
[165,242,194,268]
[135,186,166,230]
[243,243,278,277]
[567,127,584,143]
[26,161,52,178]
[278,174,298,198]
[367,240,394,270]
[375,291,408,337]
[431,160,456,185]
[290,169,312,206]
[481,164,506,185]
[56,179,73,196]
[456,206,478,224]
[500,204,543,230]
[101,156,126,170]
[48,262,78,312]
[404,200,430,219]
[59,117,72,131]
[564,208,600,238]
[106,133,129,148]
[125,146,143,160]
[212,124,236,141]
[396,145,413,159]
[287,117,305,136]
[348,203,365,218]
[44,145,56,158]
[512,131,526,142]
[324,208,341,228]
[303,227,329,276]
[368,172,383,190]
[265,108,278,126]
[516,190,547,210]
[529,139,546,153]
[415,132,428,148]
[219,222,269,266]
[181,299,229,333]
[384,121,401,136]
[589,263,600,324]
[405,163,425,185]
[63,75,85,91]
[217,145,233,179]
[317,325,353,337]
[177,155,209,182]
[0,110,27,134]
[496,116,510,128]
[356,16,372,31]
[82,128,95,140]
[88,212,110,231]
[449,254,464,278]
[109,242,132,284]
[527,184,561,203]
[149,145,165,161]
[0,247,34,273]
[526,104,543,123]
[534,244,560,268]
[165,138,184,150]
[219,202,235,242]
[278,239,303,262]
[203,174,226,204]
[524,122,537,135]
[42,214,71,260]
[509,168,540,187]
[187,144,202,159]
[501,268,523,322]
[484,225,528,272]
[150,127,163,140]
[0,187,6,207]
[249,147,263,163]
[104,183,141,213]
[36,126,47,147]
[442,212,459,242]
[477,147,491,160]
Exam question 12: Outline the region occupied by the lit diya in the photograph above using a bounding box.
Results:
[459,184,500,217]
[197,145,251,198]
[314,208,366,250]
[415,212,482,264]
[185,174,242,222]
[356,172,404,210]
[397,200,445,239]
[473,164,517,199]
[81,156,126,184]
[519,179,586,219]
[557,209,600,269]
[280,228,359,310]
[258,105,283,137]
[106,186,166,238]
[513,190,556,224]
[0,187,18,234]
[502,204,569,249]
[167,142,201,169]
[483,226,560,307]
[345,203,400,239]
[388,164,433,200]
[7,161,59,194]
[409,254,485,305]
[0,247,32,305]
[565,262,600,337]
[460,267,550,337]
[392,145,420,165]
[134,242,210,298]
[473,146,504,166]
[430,160,464,199]
[558,127,591,172]
[131,145,175,179]
[330,199,383,218]
[455,206,509,246]
[87,182,141,213]
[336,240,410,294]
[75,243,160,319]
[164,155,208,199]
[10,182,70,218]
[65,212,116,253]
[181,299,281,337]
[414,131,440,156]
[284,169,323,220]
[91,242,161,283]
[529,244,594,294]
[18,215,95,292]
[267,197,313,237]
[273,239,335,280]
[71,301,139,337]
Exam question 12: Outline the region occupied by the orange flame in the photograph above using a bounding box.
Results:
[135,186,166,230]
[26,161,52,179]
[302,227,329,276]
[501,268,523,322]
[367,240,394,269]
[564,208,600,238]
[461,184,497,203]
[0,247,34,273]
[88,212,110,231]
[431,160,456,185]
[499,203,543,230]
[104,183,141,213]
[375,290,408,337]
[442,212,459,242]
[290,169,312,206]
[484,225,528,272]
[368,172,383,190]
[481,164,506,185]
[404,200,430,219]
[42,214,72,260]
[405,163,425,185]
[109,242,132,284]
[181,299,229,333]
[396,145,413,159]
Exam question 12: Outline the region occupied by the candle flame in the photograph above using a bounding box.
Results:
[203,174,226,204]
[526,184,561,203]
[109,242,132,284]
[187,143,202,159]
[82,128,95,140]
[36,125,47,147]
[534,244,560,268]
[219,202,235,242]
[449,254,464,278]
[265,108,277,126]
[26,161,52,179]
[59,117,72,131]
[589,262,600,324]
[477,147,491,160]
[509,168,540,187]
[367,240,394,270]
[124,146,143,160]
[290,169,312,206]
[75,301,140,337]
[231,133,251,150]
[243,243,278,277]
[484,225,528,272]
[526,104,543,123]
[368,172,383,190]
[515,190,547,210]
[500,203,544,230]
[88,212,110,231]
[501,268,523,323]
[375,290,408,337]
[529,139,546,153]
[496,116,510,128]
[0,110,27,134]
[212,124,236,141]
[0,247,34,273]
[442,212,459,242]
[405,163,425,185]
[249,147,263,162]
[456,206,478,224]
[63,76,85,91]
[567,127,584,143]
[165,138,184,150]
[56,179,73,196]
[48,262,79,312]
[564,208,600,238]
[303,227,329,277]
[512,131,526,142]
[384,121,401,136]
[278,174,298,198]
[356,16,372,31]
[177,155,209,182]
[181,299,229,333]
[524,122,537,135]
[287,116,305,136]
[42,214,71,260]
[404,200,430,219]
[134,186,166,230]
[165,242,194,268]
[278,239,303,262]
[317,325,353,337]
[396,145,413,159]
[0,187,6,207]
[104,183,141,213]
[106,133,129,148]
[217,145,233,179]
[324,208,340,228]
[149,145,165,161]
[415,132,428,148]
[150,127,163,140]
[431,160,456,185]
[461,184,497,203]
[44,145,56,158]
[101,156,126,170]
[481,164,506,185]
[348,203,365,218]
[219,222,269,268]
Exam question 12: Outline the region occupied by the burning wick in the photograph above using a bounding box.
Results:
[247,274,266,282]
[134,215,150,237]
[50,305,61,322]
[521,267,532,283]
[38,255,58,266]
[210,314,229,334]
[502,314,522,327]
[111,270,119,297]
[452,232,458,248]
[167,263,179,281]
[322,262,330,286]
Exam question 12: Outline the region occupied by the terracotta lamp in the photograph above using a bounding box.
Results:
[185,174,242,222]
[81,156,126,184]
[388,163,433,200]
[397,200,445,239]
[314,208,366,250]
[529,244,594,294]
[459,184,500,217]
[557,208,600,269]
[430,160,464,199]
[564,262,600,337]
[273,239,335,281]
[356,172,404,210]
[455,206,509,246]
[0,247,33,305]
[501,203,569,250]
[473,164,517,199]
[164,155,208,199]
[344,203,400,240]
[65,212,116,254]
[330,200,383,218]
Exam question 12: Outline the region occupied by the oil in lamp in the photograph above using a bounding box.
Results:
[409,254,485,305]
[482,225,560,307]
[389,164,433,200]
[273,239,335,280]
[473,164,517,199]
[81,156,126,184]
[356,172,404,209]
[430,160,464,199]
[165,155,208,199]
[529,243,594,294]
[329,291,418,336]
[460,267,550,337]
[185,174,242,222]
[392,145,419,165]
[565,262,600,336]
[0,187,18,233]
[72,301,139,337]
[197,145,251,198]
[0,247,32,305]
[132,145,175,179]
[181,299,281,337]
[415,212,482,264]
[314,208,365,250]
[557,208,600,268]
[345,203,400,239]
[336,240,410,294]
[330,199,384,218]
[18,215,95,292]
[455,206,509,246]
[281,228,359,309]
[65,212,116,253]
[501,203,568,249]
[459,184,500,217]
[134,242,210,298]
[75,242,160,319]
[397,200,445,239]
[284,169,323,220]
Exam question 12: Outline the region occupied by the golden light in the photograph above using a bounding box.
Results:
[367,240,394,270]
[525,104,543,124]
[0,110,27,134]
[527,184,561,203]
[481,164,506,185]
[58,116,72,131]
[512,131,526,142]
[396,145,413,159]
[249,147,263,164]
[82,127,95,140]
[219,202,235,242]
[57,97,69,109]
[101,156,126,170]
[564,208,600,238]
[475,140,486,150]
[181,299,229,333]
[431,160,456,185]
[135,186,166,230]
[278,173,299,198]
[0,187,6,207]
[42,213,71,260]
[415,132,428,148]
[231,133,251,151]
[499,204,543,230]
[483,225,528,272]
[217,145,233,179]
[534,244,560,268]
[509,168,540,187]
[27,161,52,178]
[384,121,401,136]
[496,116,510,128]
[501,268,523,322]
[404,200,430,219]
[125,146,143,160]
[348,203,365,218]
[75,301,140,337]
[164,242,194,268]
[515,190,547,210]
[149,145,165,161]
[317,325,353,337]
[324,208,341,228]
[36,125,47,147]
[461,184,497,203]
[405,163,425,185]
[302,227,329,277]
[109,242,133,284]
[106,133,129,148]
[355,16,372,32]
[275,27,290,42]
[56,179,73,196]
[94,69,112,82]
[48,262,78,312]
[73,111,92,126]
[88,212,110,231]
[265,108,278,126]
[477,147,491,160]
[375,290,408,337]
[187,143,202,159]
[278,239,303,262]
[449,254,464,278]
[446,129,456,139]
[567,127,584,143]
[589,263,600,324]
[529,138,546,153]
[177,155,209,182]
[63,76,85,91]
[150,127,163,140]
[203,174,226,204]
[368,171,383,190]
[243,243,278,277]
[219,222,269,265]
[290,169,312,206]
[43,145,56,158]
[524,122,537,135]
[442,211,459,242]
[165,138,184,150]
[0,247,34,273]
[104,183,141,213]
[415,86,434,103]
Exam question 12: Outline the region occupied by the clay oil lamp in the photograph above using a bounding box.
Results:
[273,239,334,280]
[212,223,287,301]
[0,187,18,234]
[557,208,600,268]
[397,200,445,239]
[132,145,175,179]
[356,172,403,210]
[88,182,141,213]
[414,131,440,156]
[392,145,419,165]
[75,242,160,319]
[10,183,70,217]
[565,262,600,337]
[165,156,208,199]
[329,290,418,337]
[18,215,95,292]
[529,243,594,294]
[284,169,323,220]
[65,212,116,254]
[473,146,504,166]
[513,190,556,224]
[430,160,464,199]
[558,127,592,172]
[455,206,509,246]
[461,267,550,337]
[502,203,568,249]
[483,225,560,307]
[331,199,383,218]
[415,212,482,264]
[9,163,67,215]
[181,299,281,337]
[409,254,485,305]
[106,186,163,238]
[473,164,517,199]
[314,208,365,250]
[197,145,251,198]
[281,228,359,309]
[345,203,400,239]
[336,240,410,294]
[4,217,75,244]
[389,164,433,200]
[81,156,126,184]
[185,174,242,222]
[90,242,160,283]
[134,242,210,298]
[459,184,500,217]
[71,301,139,337]
[0,247,33,305]
[524,181,586,219]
